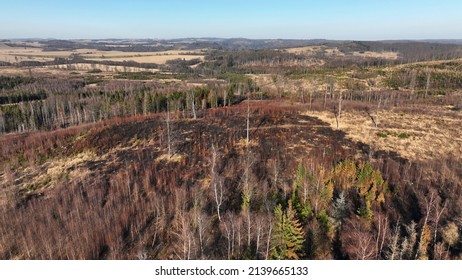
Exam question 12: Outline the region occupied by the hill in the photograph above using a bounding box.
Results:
[0,39,461,260]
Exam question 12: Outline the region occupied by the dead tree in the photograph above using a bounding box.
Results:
[387,220,401,260]
[335,90,343,128]
[425,68,431,98]
[210,145,224,221]
[166,100,172,157]
[325,76,335,109]
[376,95,382,127]
[410,69,417,97]
[433,200,448,246]
[246,93,250,146]
[265,217,273,260]
[189,90,197,119]
[416,191,435,259]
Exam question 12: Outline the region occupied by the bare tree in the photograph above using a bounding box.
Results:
[221,212,236,259]
[335,90,343,128]
[325,76,335,109]
[166,100,172,158]
[143,90,148,115]
[416,191,435,259]
[197,212,206,257]
[386,220,401,260]
[433,199,448,245]
[246,93,251,146]
[241,152,255,249]
[410,69,417,96]
[376,95,382,128]
[190,90,197,119]
[210,145,224,221]
[265,217,273,260]
[222,88,228,107]
[341,219,377,260]
[374,213,389,259]
[308,80,318,111]
[425,68,431,98]
[172,189,194,260]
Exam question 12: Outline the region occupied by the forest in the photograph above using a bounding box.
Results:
[0,38,461,259]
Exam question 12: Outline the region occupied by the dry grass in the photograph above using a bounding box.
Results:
[284,46,322,54]
[285,46,345,57]
[0,43,53,63]
[251,73,324,93]
[352,51,398,60]
[284,46,398,60]
[0,44,204,76]
[90,50,205,64]
[45,151,96,179]
[0,45,205,65]
[43,63,159,73]
[305,108,462,161]
[0,66,73,76]
[0,151,97,206]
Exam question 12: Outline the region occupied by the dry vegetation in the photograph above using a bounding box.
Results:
[285,46,399,60]
[306,107,462,161]
[0,44,205,74]
[93,50,204,64]
[1,39,462,260]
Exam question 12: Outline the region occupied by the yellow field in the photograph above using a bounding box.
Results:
[305,107,462,161]
[0,44,205,65]
[352,51,399,59]
[0,43,54,63]
[94,53,204,64]
[0,43,206,76]
[284,46,398,59]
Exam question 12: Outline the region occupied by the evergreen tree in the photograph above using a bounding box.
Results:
[272,201,305,259]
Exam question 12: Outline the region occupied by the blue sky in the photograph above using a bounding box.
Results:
[1,0,461,40]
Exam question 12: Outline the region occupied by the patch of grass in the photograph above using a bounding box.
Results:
[87,69,102,73]
[114,71,194,81]
[216,73,251,83]
[376,131,388,138]
[17,153,27,167]
[83,75,103,84]
[21,175,52,195]
[35,152,48,165]
[56,171,69,181]
[376,130,410,139]
[115,71,155,80]
[397,132,410,139]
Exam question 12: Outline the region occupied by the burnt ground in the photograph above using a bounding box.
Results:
[2,100,456,259]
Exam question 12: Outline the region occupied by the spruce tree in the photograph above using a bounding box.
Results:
[272,201,305,259]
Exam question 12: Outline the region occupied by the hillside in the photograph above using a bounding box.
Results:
[0,39,461,260]
[0,98,460,259]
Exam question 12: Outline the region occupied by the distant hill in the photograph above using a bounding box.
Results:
[4,38,462,62]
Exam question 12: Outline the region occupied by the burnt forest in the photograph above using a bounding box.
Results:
[0,38,461,260]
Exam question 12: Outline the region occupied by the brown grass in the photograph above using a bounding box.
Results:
[284,46,344,57]
[0,45,205,65]
[284,46,398,60]
[352,51,398,60]
[90,50,204,64]
[304,107,462,161]
[44,63,159,73]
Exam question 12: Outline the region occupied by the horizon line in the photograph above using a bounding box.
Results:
[2,37,462,42]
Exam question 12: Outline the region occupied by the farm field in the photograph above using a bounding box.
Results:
[0,43,205,73]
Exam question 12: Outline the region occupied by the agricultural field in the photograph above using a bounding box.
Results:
[0,38,462,260]
[0,41,205,75]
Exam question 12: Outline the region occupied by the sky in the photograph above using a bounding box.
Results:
[0,0,461,40]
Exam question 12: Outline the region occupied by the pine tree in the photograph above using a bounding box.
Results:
[272,201,305,259]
